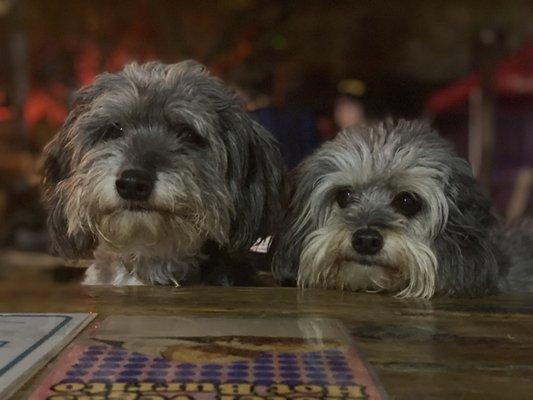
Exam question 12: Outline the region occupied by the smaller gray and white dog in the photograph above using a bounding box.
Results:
[271,120,532,298]
[41,60,283,286]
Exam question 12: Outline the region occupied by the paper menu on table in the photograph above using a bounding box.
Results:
[0,313,95,399]
[29,315,388,400]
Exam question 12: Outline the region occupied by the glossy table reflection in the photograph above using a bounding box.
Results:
[0,258,532,399]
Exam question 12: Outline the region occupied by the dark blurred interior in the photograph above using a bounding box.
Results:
[0,0,531,258]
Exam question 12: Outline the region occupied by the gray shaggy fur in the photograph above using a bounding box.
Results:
[41,60,283,285]
[495,220,533,293]
[272,120,532,298]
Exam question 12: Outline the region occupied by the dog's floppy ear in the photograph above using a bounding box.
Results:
[270,168,316,285]
[219,104,284,251]
[165,60,284,251]
[433,160,501,296]
[177,62,284,251]
[40,86,99,259]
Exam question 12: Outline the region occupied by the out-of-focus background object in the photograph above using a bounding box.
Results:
[0,0,531,259]
[427,37,533,220]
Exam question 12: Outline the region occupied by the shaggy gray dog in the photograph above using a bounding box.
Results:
[41,60,283,286]
[272,120,532,298]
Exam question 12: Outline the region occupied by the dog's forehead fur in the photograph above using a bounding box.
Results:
[95,64,219,119]
[62,61,237,166]
[302,121,462,191]
[96,62,220,120]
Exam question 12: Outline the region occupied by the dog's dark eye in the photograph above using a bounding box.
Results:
[100,123,123,141]
[391,191,422,217]
[182,128,206,147]
[175,125,206,148]
[335,188,354,208]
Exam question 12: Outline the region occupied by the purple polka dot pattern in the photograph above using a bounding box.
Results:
[53,344,357,387]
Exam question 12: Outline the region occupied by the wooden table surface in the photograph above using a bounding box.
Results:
[1,258,532,399]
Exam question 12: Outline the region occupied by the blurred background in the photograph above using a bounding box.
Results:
[0,0,531,262]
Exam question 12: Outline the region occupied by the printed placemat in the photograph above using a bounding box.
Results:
[29,316,387,399]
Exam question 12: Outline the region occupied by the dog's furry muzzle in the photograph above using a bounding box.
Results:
[60,136,233,256]
[298,221,437,298]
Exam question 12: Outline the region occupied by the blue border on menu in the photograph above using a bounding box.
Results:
[0,314,73,377]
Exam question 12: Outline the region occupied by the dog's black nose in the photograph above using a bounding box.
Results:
[116,169,154,201]
[352,228,383,255]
